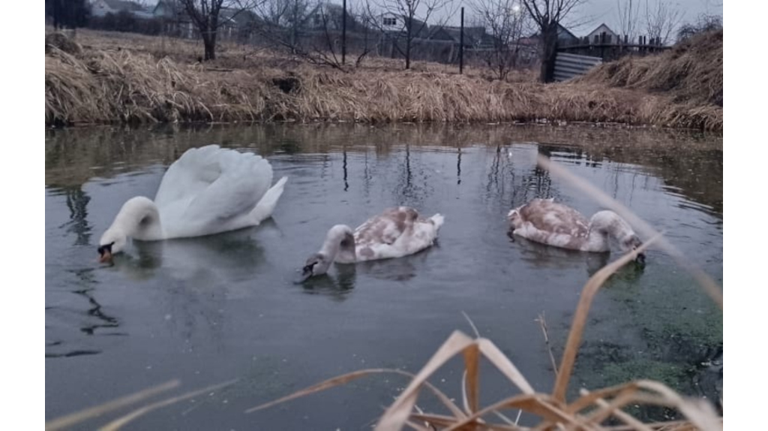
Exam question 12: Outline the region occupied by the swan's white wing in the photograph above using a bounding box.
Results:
[154,145,274,238]
[154,145,226,208]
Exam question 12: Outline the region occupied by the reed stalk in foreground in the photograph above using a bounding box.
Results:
[45,158,723,431]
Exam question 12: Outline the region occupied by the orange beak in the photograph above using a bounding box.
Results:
[99,250,113,263]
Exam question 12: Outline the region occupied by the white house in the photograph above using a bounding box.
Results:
[378,12,429,38]
[90,0,152,19]
[585,23,618,44]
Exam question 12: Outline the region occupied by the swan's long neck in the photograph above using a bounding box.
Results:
[102,197,164,247]
[587,210,637,252]
[320,224,356,264]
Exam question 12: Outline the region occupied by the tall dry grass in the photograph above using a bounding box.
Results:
[45,30,722,130]
[45,156,723,431]
[576,30,723,108]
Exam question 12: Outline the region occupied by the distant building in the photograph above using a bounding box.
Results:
[378,12,430,38]
[585,23,619,44]
[429,26,497,49]
[528,23,579,46]
[152,0,193,38]
[90,0,152,19]
[151,1,259,41]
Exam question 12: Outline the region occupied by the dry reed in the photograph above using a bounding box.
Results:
[576,30,723,108]
[45,30,722,130]
[45,156,723,431]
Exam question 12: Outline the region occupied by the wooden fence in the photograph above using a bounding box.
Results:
[558,32,671,62]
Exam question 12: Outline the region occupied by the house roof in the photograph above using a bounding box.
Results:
[587,23,617,36]
[153,0,188,20]
[152,2,260,26]
[429,26,496,46]
[557,24,578,40]
[380,12,427,30]
[219,7,258,25]
[528,23,578,41]
[102,0,145,12]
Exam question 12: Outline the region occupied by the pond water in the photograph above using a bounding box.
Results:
[45,124,723,429]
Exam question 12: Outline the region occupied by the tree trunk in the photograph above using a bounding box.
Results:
[203,32,217,60]
[405,16,412,70]
[52,0,61,29]
[405,38,411,69]
[539,24,558,83]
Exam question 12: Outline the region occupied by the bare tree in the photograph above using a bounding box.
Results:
[616,0,640,42]
[258,0,293,25]
[256,0,315,52]
[252,0,370,71]
[644,0,683,45]
[178,0,258,60]
[676,12,720,42]
[471,0,533,80]
[46,0,90,30]
[521,0,585,82]
[363,0,457,69]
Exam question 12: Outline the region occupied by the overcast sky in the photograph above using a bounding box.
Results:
[555,0,722,36]
[143,0,722,37]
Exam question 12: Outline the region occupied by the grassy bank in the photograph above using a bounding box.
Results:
[45,29,722,130]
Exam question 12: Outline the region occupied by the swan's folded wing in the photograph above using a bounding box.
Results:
[154,145,225,209]
[519,200,590,237]
[355,207,418,246]
[155,145,274,236]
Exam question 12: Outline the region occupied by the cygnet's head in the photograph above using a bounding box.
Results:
[296,225,355,282]
[620,233,645,265]
[297,252,333,283]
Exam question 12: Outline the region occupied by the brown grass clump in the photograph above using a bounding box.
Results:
[44,30,722,130]
[46,32,82,55]
[577,30,723,108]
[45,157,723,431]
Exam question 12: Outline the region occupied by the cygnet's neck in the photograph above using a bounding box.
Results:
[320,224,356,264]
[107,196,165,242]
[587,210,636,251]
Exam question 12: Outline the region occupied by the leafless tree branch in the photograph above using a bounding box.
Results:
[644,0,684,45]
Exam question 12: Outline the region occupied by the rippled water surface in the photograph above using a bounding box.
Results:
[45,124,722,429]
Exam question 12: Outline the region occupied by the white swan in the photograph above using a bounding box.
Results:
[507,198,645,263]
[97,145,288,262]
[298,207,445,281]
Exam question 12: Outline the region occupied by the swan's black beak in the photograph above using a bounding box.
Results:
[98,243,114,263]
[295,264,315,284]
[635,251,646,265]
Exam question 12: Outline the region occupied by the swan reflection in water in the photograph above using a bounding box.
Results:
[511,234,645,280]
[106,224,272,290]
[100,224,275,347]
[297,246,438,301]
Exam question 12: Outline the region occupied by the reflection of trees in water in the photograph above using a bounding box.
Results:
[540,142,723,217]
[47,184,121,358]
[46,123,721,218]
[393,143,432,209]
[61,186,91,246]
[457,147,462,185]
[46,267,123,359]
[71,269,119,338]
[342,147,349,191]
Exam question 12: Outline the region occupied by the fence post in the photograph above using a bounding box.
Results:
[342,0,347,65]
[459,7,464,74]
[600,31,605,60]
